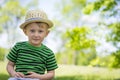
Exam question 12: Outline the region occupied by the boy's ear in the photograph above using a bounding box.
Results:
[23,29,27,35]
[45,30,50,37]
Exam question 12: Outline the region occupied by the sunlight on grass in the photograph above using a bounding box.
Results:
[56,64,120,79]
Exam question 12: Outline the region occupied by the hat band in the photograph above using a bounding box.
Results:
[25,17,43,22]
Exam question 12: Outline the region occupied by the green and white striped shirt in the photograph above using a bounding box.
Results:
[7,41,58,75]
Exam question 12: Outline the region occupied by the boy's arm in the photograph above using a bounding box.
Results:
[38,70,55,80]
[6,60,24,78]
[6,60,16,77]
[25,70,55,80]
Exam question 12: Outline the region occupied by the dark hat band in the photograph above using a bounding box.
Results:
[25,17,43,22]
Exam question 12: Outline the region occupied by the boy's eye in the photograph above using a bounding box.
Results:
[30,30,35,33]
[39,30,43,33]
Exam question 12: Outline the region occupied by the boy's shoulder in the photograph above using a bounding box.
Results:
[42,44,54,54]
[15,41,27,45]
[14,41,28,48]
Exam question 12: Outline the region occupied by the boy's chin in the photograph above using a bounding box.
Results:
[31,42,41,47]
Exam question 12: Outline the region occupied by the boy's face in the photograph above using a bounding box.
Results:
[23,22,49,47]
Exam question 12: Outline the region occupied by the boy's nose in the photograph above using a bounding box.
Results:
[34,32,39,36]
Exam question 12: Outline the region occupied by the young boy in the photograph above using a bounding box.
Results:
[6,9,58,80]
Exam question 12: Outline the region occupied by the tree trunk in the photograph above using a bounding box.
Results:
[73,51,79,65]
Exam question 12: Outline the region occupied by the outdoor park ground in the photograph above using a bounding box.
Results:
[0,62,120,80]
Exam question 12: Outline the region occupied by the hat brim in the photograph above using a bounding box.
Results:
[20,18,53,29]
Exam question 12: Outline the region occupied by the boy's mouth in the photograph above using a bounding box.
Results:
[33,38,40,40]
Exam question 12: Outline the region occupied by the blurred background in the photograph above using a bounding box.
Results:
[0,0,120,80]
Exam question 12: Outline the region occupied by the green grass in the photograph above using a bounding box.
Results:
[1,61,120,80]
[55,65,120,80]
[0,61,10,80]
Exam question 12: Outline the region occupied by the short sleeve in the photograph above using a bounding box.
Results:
[46,52,58,71]
[7,43,19,63]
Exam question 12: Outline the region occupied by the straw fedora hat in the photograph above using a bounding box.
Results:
[20,9,53,29]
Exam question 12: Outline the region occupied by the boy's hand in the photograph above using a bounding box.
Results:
[12,72,25,78]
[25,72,39,78]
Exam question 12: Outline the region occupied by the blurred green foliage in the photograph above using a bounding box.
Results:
[60,27,96,65]
[56,0,120,68]
[90,55,115,67]
[83,0,116,14]
[56,48,97,66]
[64,27,96,50]
[0,0,39,48]
[0,47,8,61]
[0,0,26,29]
[108,23,120,42]
[111,50,120,68]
